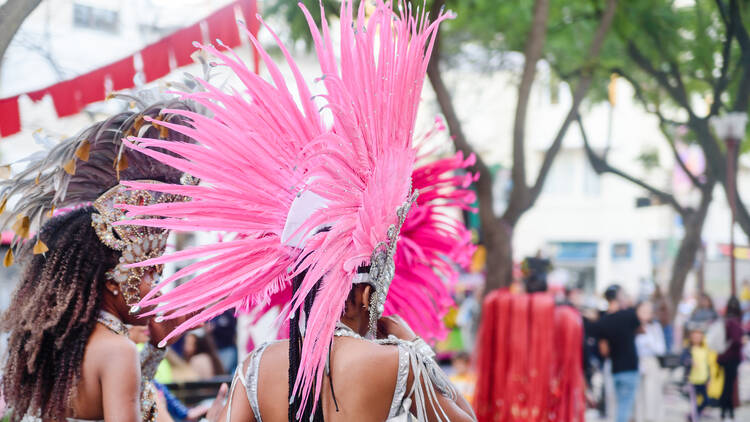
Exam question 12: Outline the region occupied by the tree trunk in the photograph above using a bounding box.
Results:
[0,0,42,68]
[482,217,514,294]
[666,181,714,319]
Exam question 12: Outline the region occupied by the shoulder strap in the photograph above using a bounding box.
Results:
[388,342,411,418]
[226,342,274,422]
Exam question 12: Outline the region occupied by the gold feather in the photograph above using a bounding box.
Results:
[63,158,76,175]
[33,239,48,254]
[75,140,91,161]
[0,196,7,214]
[47,206,55,217]
[12,215,30,239]
[117,155,129,171]
[3,248,13,267]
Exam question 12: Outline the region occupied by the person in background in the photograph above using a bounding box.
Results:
[209,309,238,375]
[718,297,743,422]
[652,285,674,353]
[681,325,712,421]
[635,301,666,422]
[182,332,225,379]
[740,279,750,304]
[449,352,476,403]
[691,293,718,325]
[593,284,653,422]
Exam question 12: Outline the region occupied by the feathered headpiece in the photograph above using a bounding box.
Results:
[116,0,453,409]
[0,99,195,303]
[255,150,478,341]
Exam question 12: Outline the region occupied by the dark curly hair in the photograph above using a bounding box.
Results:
[1,207,120,421]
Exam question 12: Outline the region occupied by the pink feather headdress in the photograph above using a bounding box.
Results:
[115,0,453,409]
[255,150,478,342]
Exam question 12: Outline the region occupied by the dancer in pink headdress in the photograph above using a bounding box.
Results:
[116,1,477,421]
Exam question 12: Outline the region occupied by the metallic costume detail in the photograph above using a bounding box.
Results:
[225,341,278,422]
[92,181,172,306]
[140,342,166,385]
[332,322,456,421]
[92,176,196,307]
[96,311,129,337]
[360,190,419,338]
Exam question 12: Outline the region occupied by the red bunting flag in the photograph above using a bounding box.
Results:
[207,3,241,50]
[0,97,21,137]
[74,68,107,106]
[239,0,261,73]
[141,39,172,83]
[0,0,260,138]
[102,56,136,91]
[169,23,203,68]
[48,80,81,118]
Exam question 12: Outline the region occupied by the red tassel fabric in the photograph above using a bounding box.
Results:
[473,290,499,421]
[0,96,21,137]
[473,291,584,422]
[527,293,554,422]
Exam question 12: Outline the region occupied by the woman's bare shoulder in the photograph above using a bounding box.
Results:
[87,325,138,359]
[84,325,139,379]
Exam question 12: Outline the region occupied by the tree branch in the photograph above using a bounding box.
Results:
[578,115,687,216]
[527,0,619,207]
[729,0,750,111]
[426,0,496,228]
[710,21,734,115]
[0,0,42,68]
[626,42,694,114]
[507,0,550,216]
[658,123,705,189]
[715,0,729,25]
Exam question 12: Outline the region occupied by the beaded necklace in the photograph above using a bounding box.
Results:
[96,311,129,336]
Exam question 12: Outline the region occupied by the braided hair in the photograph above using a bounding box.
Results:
[0,207,120,421]
[288,270,325,422]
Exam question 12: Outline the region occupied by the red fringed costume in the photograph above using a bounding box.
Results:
[474,289,585,422]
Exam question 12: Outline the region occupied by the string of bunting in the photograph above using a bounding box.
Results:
[0,0,259,138]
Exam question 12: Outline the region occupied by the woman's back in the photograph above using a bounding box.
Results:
[228,337,401,422]
[69,325,139,421]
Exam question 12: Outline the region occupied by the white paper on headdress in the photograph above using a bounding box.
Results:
[281,189,330,248]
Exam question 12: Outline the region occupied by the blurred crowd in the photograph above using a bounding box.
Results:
[570,283,750,422]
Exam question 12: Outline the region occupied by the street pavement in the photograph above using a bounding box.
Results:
[585,363,750,421]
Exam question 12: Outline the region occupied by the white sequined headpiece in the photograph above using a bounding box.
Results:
[91,180,179,306]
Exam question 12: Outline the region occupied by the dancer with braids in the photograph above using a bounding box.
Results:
[0,99,203,422]
[111,1,477,421]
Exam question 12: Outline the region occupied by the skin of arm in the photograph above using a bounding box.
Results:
[100,337,141,422]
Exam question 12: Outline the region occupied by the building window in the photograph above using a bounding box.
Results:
[73,3,119,33]
[611,242,632,260]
